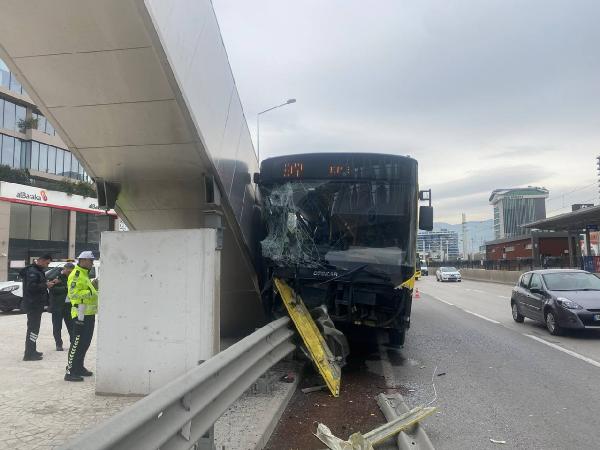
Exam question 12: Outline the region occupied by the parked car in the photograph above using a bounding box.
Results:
[436,267,461,282]
[420,264,429,276]
[511,269,600,335]
[0,260,100,313]
[0,280,23,312]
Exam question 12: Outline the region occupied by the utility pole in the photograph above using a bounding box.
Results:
[462,213,468,260]
[597,156,600,201]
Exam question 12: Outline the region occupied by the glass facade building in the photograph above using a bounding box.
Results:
[0,59,25,96]
[1,60,90,182]
[418,229,460,261]
[0,59,117,281]
[489,187,549,239]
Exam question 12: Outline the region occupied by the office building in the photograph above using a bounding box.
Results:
[1,59,116,280]
[417,229,460,261]
[489,187,549,239]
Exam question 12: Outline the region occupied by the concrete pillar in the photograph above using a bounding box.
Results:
[531,234,540,267]
[68,210,76,259]
[0,201,11,281]
[96,229,220,396]
[567,232,574,268]
[585,229,593,257]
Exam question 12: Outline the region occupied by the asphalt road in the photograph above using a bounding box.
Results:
[387,276,600,449]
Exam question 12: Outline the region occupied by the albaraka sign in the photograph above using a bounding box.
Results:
[0,181,117,216]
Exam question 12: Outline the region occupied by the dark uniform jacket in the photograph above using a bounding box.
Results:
[49,273,69,313]
[19,264,49,313]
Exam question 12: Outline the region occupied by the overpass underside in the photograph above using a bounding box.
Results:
[0,0,264,335]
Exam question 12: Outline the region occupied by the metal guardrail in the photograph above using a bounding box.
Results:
[61,317,296,450]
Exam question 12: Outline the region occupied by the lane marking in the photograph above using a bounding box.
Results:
[524,334,600,369]
[471,289,485,294]
[497,295,510,299]
[422,293,454,306]
[437,298,455,306]
[463,310,501,324]
[426,291,501,324]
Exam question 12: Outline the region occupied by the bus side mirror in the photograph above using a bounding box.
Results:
[419,206,433,231]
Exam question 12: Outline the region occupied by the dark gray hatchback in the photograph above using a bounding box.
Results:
[511,269,600,335]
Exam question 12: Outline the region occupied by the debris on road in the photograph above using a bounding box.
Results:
[437,372,446,377]
[377,393,436,449]
[280,372,295,383]
[315,423,374,450]
[315,403,437,449]
[490,438,507,444]
[301,384,327,394]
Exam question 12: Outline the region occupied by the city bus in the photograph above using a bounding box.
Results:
[256,153,433,346]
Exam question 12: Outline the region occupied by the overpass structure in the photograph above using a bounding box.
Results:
[0,0,263,334]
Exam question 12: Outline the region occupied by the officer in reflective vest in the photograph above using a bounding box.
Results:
[64,251,98,382]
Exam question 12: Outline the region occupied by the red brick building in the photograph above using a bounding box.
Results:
[486,231,570,262]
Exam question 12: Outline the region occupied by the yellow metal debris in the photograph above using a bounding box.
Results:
[315,405,437,449]
[273,277,341,397]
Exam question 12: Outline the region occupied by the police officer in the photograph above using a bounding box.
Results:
[21,254,59,361]
[64,251,98,382]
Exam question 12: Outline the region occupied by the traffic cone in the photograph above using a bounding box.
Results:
[414,288,421,299]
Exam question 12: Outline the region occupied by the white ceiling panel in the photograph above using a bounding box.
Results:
[50,100,193,148]
[16,48,173,107]
[0,0,150,57]
[78,144,204,181]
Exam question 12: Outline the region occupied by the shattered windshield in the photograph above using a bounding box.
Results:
[260,180,416,269]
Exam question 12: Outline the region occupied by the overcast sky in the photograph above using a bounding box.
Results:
[213,0,600,224]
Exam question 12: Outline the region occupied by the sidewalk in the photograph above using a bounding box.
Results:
[1,312,301,450]
[0,312,137,449]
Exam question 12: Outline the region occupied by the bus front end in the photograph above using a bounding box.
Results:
[257,153,422,346]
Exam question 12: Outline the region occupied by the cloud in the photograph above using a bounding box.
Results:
[430,165,553,201]
[214,0,600,223]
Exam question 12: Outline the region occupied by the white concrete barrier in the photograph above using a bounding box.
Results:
[459,268,523,285]
[96,229,220,395]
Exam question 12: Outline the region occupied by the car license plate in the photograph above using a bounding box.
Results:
[594,314,600,321]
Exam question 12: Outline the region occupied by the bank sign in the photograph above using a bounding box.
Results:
[0,181,116,215]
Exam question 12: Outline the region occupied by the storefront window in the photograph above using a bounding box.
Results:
[30,206,50,240]
[50,208,69,241]
[76,212,112,245]
[9,203,30,239]
[0,99,4,126]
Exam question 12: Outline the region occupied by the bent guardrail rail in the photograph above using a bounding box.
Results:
[61,317,295,450]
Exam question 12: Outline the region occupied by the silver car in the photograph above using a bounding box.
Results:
[436,267,462,282]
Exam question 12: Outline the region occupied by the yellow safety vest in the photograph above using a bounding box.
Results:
[68,265,98,318]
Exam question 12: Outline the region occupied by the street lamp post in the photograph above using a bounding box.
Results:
[256,98,296,163]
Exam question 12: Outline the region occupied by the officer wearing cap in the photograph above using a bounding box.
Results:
[65,251,98,382]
